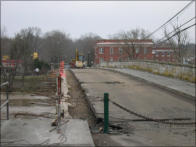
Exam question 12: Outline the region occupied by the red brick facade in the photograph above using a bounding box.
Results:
[2,60,23,68]
[94,40,175,64]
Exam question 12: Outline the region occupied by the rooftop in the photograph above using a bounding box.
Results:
[96,39,154,46]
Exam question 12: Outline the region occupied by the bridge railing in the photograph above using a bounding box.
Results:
[0,81,9,120]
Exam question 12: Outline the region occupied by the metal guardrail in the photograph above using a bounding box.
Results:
[1,81,9,87]
[0,81,9,120]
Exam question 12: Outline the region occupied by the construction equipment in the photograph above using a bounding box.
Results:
[70,48,85,68]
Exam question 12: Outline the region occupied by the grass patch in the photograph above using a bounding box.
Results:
[12,74,50,93]
[127,65,195,83]
[162,70,174,78]
[15,75,47,81]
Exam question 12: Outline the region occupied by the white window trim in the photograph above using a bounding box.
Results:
[99,48,104,54]
[99,57,104,63]
[119,48,123,55]
[144,48,147,54]
[110,48,114,55]
[136,48,140,54]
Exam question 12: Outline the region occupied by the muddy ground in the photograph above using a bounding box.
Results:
[1,72,57,120]
[12,74,56,95]
[66,70,121,147]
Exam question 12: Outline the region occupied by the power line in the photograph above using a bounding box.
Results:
[157,23,196,45]
[157,16,195,43]
[166,16,195,37]
[146,1,194,39]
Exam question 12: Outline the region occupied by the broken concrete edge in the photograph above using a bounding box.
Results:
[100,67,195,102]
[55,69,73,119]
[62,72,72,119]
[61,72,69,96]
[69,69,101,122]
[2,142,94,147]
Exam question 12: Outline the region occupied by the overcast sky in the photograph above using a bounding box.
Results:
[1,1,195,43]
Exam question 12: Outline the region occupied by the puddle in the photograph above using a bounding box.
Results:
[9,99,55,106]
[104,81,123,84]
[1,94,50,100]
[81,81,124,84]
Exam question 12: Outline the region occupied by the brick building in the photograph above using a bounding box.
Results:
[94,40,175,64]
[1,59,23,68]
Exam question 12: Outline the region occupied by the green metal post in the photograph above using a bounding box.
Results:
[6,86,9,120]
[104,93,109,133]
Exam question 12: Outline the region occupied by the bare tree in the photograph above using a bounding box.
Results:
[110,28,151,61]
[10,27,42,86]
[40,30,73,64]
[1,38,13,58]
[74,33,101,64]
[163,19,190,64]
[1,26,7,38]
[1,26,16,90]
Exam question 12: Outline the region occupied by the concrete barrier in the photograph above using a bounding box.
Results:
[56,67,72,119]
[99,61,196,83]
[60,69,72,118]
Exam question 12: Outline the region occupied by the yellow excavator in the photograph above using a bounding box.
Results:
[70,48,84,68]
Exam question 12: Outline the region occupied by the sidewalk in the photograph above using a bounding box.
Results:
[103,68,195,100]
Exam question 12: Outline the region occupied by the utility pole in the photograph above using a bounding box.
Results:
[87,52,90,67]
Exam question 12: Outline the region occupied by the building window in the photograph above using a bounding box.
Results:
[144,48,147,54]
[119,48,123,55]
[136,48,140,54]
[99,48,104,54]
[159,52,162,57]
[110,57,113,62]
[152,50,156,54]
[110,48,114,55]
[99,57,104,63]
[167,52,171,57]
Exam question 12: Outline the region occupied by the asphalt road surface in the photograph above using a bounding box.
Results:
[72,68,195,146]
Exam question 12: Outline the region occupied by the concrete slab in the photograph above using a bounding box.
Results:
[110,121,195,146]
[105,68,195,99]
[1,118,94,146]
[73,69,195,120]
[72,68,195,146]
[1,73,94,146]
[86,96,141,121]
[63,119,94,146]
[1,106,56,115]
[1,93,50,100]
